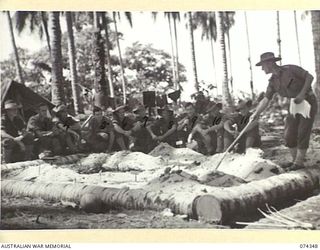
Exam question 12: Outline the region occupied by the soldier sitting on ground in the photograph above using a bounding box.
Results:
[224,100,261,153]
[86,106,115,153]
[129,104,156,153]
[1,100,34,163]
[148,105,178,147]
[111,105,134,151]
[189,101,224,155]
[52,104,82,154]
[177,102,199,147]
[27,103,62,157]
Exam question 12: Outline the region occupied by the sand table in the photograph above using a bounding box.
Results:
[102,151,165,172]
[3,147,285,193]
[149,143,207,165]
[188,148,283,182]
[80,153,111,168]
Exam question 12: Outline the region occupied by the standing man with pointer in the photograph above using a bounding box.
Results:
[251,52,318,170]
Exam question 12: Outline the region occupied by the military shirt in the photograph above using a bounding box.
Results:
[265,65,312,100]
[27,114,54,133]
[89,116,113,134]
[1,114,25,137]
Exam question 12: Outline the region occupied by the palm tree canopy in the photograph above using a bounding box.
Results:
[192,12,217,41]
[13,11,48,39]
[113,11,133,27]
[222,11,236,32]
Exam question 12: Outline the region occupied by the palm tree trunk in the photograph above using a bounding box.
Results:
[188,12,199,92]
[93,12,109,109]
[294,11,302,66]
[244,12,254,100]
[113,12,127,105]
[210,37,218,95]
[216,11,232,107]
[6,11,24,85]
[311,10,320,126]
[167,14,177,88]
[66,12,84,114]
[101,13,115,101]
[41,12,51,53]
[225,29,233,95]
[173,17,180,87]
[48,11,65,105]
[276,11,282,65]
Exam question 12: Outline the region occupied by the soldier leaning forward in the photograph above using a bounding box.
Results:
[130,105,156,153]
[196,101,224,155]
[253,52,318,170]
[148,106,178,147]
[177,102,200,148]
[52,104,82,154]
[27,103,62,156]
[224,100,261,153]
[1,100,34,163]
[87,106,115,153]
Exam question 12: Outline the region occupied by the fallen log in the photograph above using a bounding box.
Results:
[193,168,320,224]
[0,179,198,215]
[2,168,320,224]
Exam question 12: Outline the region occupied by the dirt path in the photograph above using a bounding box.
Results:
[0,196,227,229]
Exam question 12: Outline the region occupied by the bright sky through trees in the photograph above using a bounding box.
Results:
[0,11,315,99]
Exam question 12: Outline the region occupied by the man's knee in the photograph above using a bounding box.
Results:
[22,132,35,145]
[1,138,15,149]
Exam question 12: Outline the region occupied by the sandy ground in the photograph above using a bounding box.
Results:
[1,131,320,229]
[1,196,227,229]
[245,193,320,230]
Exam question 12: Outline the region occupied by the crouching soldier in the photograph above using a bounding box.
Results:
[197,102,224,154]
[1,100,34,163]
[27,103,62,156]
[148,106,177,147]
[130,105,156,153]
[112,105,134,150]
[177,102,200,148]
[224,100,261,153]
[178,102,217,154]
[52,104,82,154]
[87,106,115,153]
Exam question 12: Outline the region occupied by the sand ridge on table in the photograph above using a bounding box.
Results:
[3,146,283,191]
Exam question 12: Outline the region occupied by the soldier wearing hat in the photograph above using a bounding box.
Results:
[148,105,177,147]
[1,100,34,163]
[252,52,318,169]
[27,103,62,156]
[52,104,82,154]
[86,106,115,153]
[224,100,261,153]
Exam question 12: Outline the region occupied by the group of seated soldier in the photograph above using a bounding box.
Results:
[1,98,262,163]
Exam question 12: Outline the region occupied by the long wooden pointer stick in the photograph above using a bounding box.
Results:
[214,118,255,170]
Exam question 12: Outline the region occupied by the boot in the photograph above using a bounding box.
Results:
[289,147,297,162]
[281,147,297,168]
[290,148,307,170]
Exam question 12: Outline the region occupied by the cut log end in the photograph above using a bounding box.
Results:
[79,193,104,213]
[193,195,223,224]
